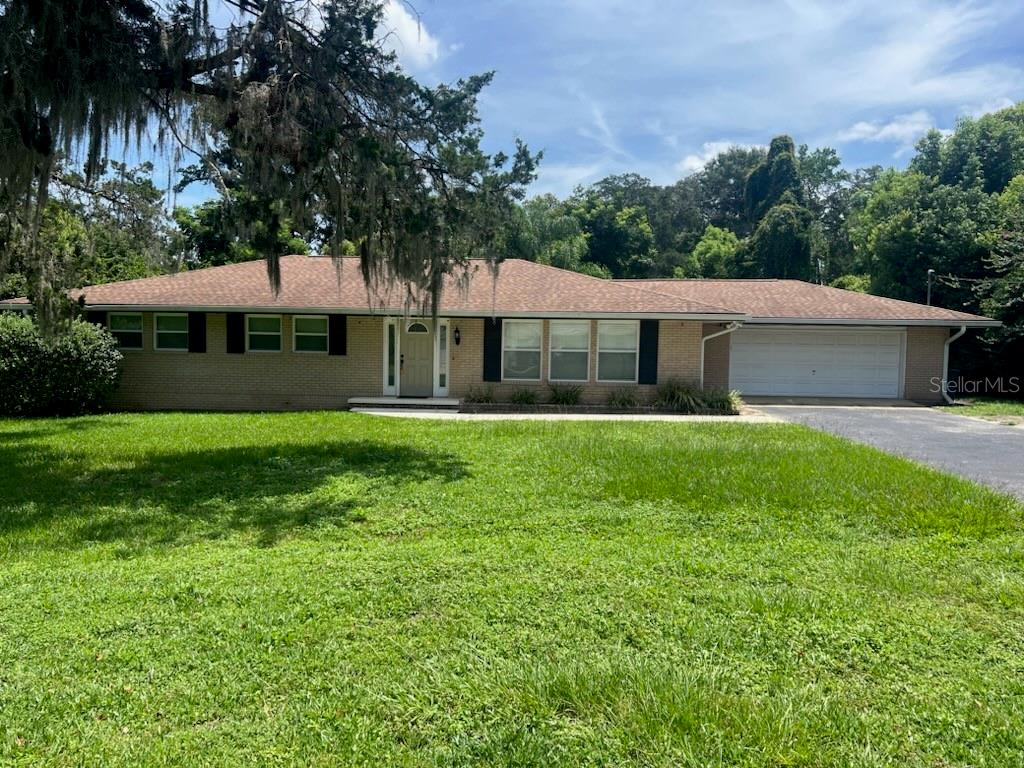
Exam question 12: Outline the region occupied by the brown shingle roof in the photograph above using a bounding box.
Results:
[620,278,998,326]
[0,257,743,319]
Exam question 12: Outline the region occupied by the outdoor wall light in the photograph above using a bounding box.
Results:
[453,327,461,346]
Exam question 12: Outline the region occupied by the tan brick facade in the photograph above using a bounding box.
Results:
[904,326,949,403]
[108,312,952,409]
[112,313,383,410]
[113,314,704,410]
[448,318,701,405]
[701,323,732,390]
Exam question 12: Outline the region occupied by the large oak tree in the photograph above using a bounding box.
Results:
[0,0,538,323]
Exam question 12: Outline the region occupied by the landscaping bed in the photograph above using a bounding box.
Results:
[459,402,740,415]
[462,378,743,415]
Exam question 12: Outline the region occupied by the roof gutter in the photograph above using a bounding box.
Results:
[941,324,968,405]
[743,317,1000,328]
[699,321,743,390]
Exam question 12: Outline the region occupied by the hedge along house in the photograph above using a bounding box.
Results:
[0,257,747,410]
[1,255,997,409]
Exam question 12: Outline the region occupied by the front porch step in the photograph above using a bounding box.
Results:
[347,396,461,411]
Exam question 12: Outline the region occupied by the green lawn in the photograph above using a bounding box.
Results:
[939,397,1024,425]
[1,412,1023,767]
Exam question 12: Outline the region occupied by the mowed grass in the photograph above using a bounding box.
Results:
[940,397,1024,425]
[1,412,1023,767]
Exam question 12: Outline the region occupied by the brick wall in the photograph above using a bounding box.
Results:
[701,323,732,390]
[109,313,954,409]
[448,318,702,404]
[904,326,949,403]
[110,314,707,410]
[112,313,383,410]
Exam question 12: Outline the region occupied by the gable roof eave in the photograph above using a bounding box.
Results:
[618,278,999,326]
[8,299,748,322]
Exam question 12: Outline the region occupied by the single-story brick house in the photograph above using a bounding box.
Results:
[0,256,997,409]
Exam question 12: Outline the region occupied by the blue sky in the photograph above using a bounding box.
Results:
[177,0,1024,205]
[388,0,1024,195]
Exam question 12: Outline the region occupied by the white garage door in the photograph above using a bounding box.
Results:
[729,328,904,398]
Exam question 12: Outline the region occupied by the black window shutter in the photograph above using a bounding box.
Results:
[483,318,502,382]
[638,319,659,385]
[188,312,207,353]
[226,312,245,354]
[328,314,347,356]
[86,310,107,327]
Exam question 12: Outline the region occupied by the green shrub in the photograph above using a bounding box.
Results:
[702,387,743,415]
[509,388,539,405]
[654,379,703,412]
[607,388,640,408]
[463,385,495,404]
[654,379,741,414]
[0,314,122,416]
[549,384,583,406]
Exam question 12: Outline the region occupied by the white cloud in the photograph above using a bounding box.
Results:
[836,96,1019,154]
[644,119,680,150]
[377,0,441,71]
[530,162,604,196]
[960,97,1015,118]
[837,110,937,145]
[676,141,762,175]
[577,103,630,158]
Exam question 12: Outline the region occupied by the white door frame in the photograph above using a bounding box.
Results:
[382,317,450,397]
[433,318,450,397]
[382,317,399,396]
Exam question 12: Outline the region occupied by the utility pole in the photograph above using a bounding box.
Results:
[927,268,935,306]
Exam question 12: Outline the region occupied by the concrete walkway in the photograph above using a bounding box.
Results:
[759,405,1024,500]
[351,408,780,423]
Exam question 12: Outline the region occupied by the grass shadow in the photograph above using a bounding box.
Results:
[0,438,468,550]
[0,416,135,443]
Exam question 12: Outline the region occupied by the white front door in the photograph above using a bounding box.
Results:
[729,327,904,398]
[400,321,434,397]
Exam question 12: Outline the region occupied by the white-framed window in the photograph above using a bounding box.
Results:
[549,320,590,382]
[109,312,143,350]
[502,319,542,381]
[597,320,639,383]
[383,318,398,395]
[154,313,188,351]
[246,314,282,352]
[293,315,328,353]
[436,319,449,395]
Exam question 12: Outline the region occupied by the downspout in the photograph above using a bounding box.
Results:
[941,325,967,405]
[699,321,742,390]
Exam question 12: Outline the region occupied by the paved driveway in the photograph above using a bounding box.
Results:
[757,406,1024,500]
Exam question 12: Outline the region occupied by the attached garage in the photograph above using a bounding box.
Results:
[729,327,904,398]
[621,277,999,403]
